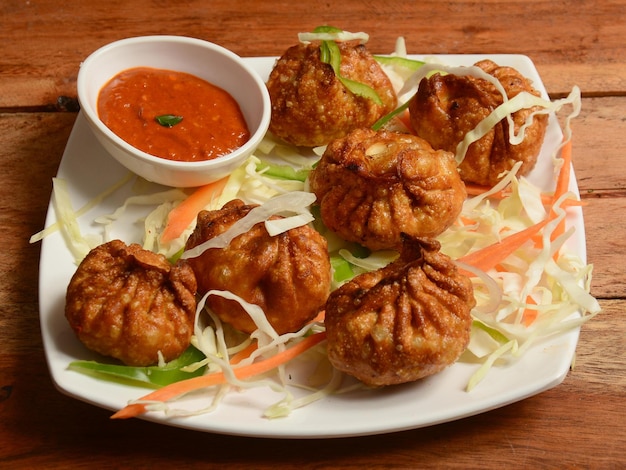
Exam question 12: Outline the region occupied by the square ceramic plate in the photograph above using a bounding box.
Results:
[38,54,585,438]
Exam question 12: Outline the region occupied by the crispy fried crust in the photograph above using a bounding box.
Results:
[266,41,397,147]
[184,199,331,335]
[65,240,197,366]
[309,128,466,251]
[324,236,475,386]
[409,59,548,186]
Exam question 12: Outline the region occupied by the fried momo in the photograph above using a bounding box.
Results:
[266,41,397,147]
[309,128,466,251]
[65,240,197,366]
[409,59,548,186]
[184,199,331,335]
[324,236,475,386]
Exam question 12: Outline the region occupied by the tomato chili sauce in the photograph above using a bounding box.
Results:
[97,67,250,162]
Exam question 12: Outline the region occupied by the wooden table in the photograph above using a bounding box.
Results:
[1,1,624,468]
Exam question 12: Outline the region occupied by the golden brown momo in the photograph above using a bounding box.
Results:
[65,240,197,366]
[409,59,548,187]
[309,128,466,251]
[184,199,331,335]
[266,41,397,147]
[324,236,476,386]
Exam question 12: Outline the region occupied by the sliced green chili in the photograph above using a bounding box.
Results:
[168,246,185,264]
[315,28,383,105]
[313,25,343,33]
[373,55,425,72]
[256,160,311,182]
[371,100,412,131]
[370,55,427,131]
[337,76,384,105]
[68,345,206,388]
[330,255,355,284]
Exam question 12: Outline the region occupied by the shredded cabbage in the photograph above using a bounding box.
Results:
[49,178,95,263]
[399,61,582,165]
[456,86,581,165]
[30,172,134,246]
[136,288,338,418]
[338,248,398,271]
[180,191,316,260]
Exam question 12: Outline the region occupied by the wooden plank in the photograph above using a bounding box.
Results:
[0,300,622,467]
[574,96,626,192]
[1,0,625,108]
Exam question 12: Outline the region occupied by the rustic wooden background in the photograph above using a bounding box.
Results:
[1,1,624,468]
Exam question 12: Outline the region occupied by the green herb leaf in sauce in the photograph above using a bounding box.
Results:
[155,114,183,127]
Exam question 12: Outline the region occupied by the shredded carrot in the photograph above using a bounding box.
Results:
[522,296,539,326]
[310,309,326,323]
[464,180,584,207]
[460,216,478,226]
[531,233,544,249]
[464,183,503,197]
[457,141,577,275]
[111,331,327,419]
[397,109,414,133]
[160,177,228,243]
[550,141,573,243]
[552,141,573,206]
[457,218,550,276]
[229,342,258,365]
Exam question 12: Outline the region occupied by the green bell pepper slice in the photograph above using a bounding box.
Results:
[68,345,206,388]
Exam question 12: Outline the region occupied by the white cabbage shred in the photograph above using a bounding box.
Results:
[298,30,369,44]
[180,190,316,260]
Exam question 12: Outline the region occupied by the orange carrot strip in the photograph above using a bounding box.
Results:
[545,195,584,207]
[562,199,585,208]
[397,109,414,133]
[465,182,584,207]
[550,141,573,243]
[111,331,327,419]
[531,233,544,249]
[310,309,326,323]
[160,177,229,243]
[464,184,506,197]
[522,296,539,326]
[229,342,258,365]
[552,141,573,207]
[457,218,550,276]
[460,216,478,226]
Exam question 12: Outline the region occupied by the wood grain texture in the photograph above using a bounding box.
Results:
[1,298,623,469]
[0,0,624,468]
[1,0,625,108]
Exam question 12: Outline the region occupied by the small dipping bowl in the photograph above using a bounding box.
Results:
[77,35,270,187]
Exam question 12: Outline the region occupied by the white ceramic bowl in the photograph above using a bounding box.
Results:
[77,35,270,187]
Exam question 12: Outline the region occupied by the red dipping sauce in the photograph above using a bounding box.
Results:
[97,67,250,162]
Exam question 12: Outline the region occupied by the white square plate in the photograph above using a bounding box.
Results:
[38,55,585,438]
